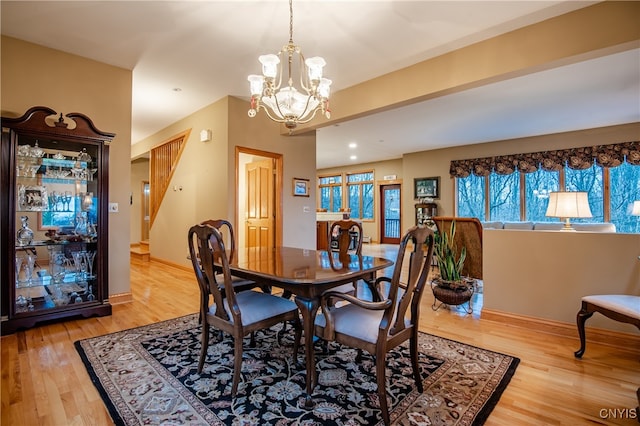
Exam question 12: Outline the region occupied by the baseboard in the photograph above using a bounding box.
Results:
[150,256,192,272]
[482,308,640,353]
[108,292,133,305]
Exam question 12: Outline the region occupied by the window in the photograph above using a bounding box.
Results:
[489,172,520,222]
[610,162,640,233]
[318,175,342,212]
[451,141,639,232]
[457,174,485,219]
[565,163,603,223]
[347,172,374,220]
[525,169,559,222]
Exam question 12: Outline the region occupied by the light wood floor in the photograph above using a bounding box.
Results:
[2,244,639,425]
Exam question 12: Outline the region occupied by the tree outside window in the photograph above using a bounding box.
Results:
[318,175,342,212]
[347,172,374,220]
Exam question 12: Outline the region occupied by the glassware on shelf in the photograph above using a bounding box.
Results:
[16,294,28,313]
[81,192,93,211]
[87,285,95,302]
[72,251,87,285]
[52,152,66,160]
[63,191,73,211]
[77,148,92,162]
[17,144,31,157]
[49,252,66,284]
[24,254,36,286]
[87,168,98,181]
[84,251,97,279]
[50,284,68,307]
[74,214,88,237]
[17,216,34,246]
[15,255,23,285]
[30,142,45,158]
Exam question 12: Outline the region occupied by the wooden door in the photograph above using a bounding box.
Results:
[245,158,274,248]
[380,184,401,244]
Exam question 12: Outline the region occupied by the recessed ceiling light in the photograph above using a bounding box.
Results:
[349,143,357,149]
[350,155,357,160]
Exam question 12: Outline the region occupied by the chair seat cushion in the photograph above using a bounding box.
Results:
[316,288,409,344]
[316,304,384,343]
[209,290,298,326]
[582,295,640,320]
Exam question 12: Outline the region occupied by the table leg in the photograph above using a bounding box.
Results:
[294,295,320,408]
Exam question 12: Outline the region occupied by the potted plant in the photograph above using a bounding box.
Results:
[431,220,474,310]
[433,220,467,288]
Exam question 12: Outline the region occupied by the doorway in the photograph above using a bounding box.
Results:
[236,147,283,249]
[380,184,401,244]
[141,181,150,241]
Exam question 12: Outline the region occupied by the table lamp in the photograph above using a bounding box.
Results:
[545,191,592,231]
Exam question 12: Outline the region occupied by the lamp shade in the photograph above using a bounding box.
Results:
[632,200,640,216]
[545,191,592,219]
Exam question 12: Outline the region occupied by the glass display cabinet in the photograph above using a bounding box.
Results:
[1,106,114,334]
[415,202,438,226]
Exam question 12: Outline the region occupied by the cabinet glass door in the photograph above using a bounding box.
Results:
[14,137,99,314]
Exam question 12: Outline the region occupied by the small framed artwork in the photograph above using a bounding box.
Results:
[18,185,49,211]
[292,178,310,197]
[414,176,440,199]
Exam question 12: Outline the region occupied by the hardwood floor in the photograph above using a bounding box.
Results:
[2,244,638,425]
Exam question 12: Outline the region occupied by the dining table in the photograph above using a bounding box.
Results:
[227,246,394,405]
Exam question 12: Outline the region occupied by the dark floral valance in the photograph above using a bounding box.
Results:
[449,141,640,178]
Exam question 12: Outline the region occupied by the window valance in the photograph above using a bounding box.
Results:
[449,141,640,178]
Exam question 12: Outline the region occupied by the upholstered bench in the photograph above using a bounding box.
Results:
[574,294,640,358]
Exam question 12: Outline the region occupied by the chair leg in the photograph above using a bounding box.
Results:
[231,336,244,396]
[375,352,390,426]
[198,322,210,373]
[410,332,423,393]
[292,318,302,363]
[574,305,595,358]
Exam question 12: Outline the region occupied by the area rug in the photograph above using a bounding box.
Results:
[75,314,519,425]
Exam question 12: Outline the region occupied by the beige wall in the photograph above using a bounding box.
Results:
[484,229,640,333]
[132,96,317,268]
[1,36,133,297]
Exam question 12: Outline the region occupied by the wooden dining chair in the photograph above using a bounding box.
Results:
[314,225,435,425]
[188,223,302,396]
[328,219,365,298]
[199,219,269,295]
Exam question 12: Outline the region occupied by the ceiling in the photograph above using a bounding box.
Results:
[2,1,638,169]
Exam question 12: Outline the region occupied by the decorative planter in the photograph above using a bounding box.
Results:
[431,277,475,313]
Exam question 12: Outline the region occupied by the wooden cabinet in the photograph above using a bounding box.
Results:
[415,202,438,226]
[1,107,115,334]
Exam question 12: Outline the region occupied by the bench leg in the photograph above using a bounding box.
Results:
[574,305,594,358]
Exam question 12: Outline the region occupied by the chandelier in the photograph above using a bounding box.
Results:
[247,0,331,130]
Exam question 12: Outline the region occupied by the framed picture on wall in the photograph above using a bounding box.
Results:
[414,176,440,199]
[292,177,310,197]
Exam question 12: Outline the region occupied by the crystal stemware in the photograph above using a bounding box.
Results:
[72,251,87,284]
[63,191,73,211]
[84,251,96,279]
[87,285,95,302]
[15,255,23,285]
[24,254,36,286]
[49,252,66,284]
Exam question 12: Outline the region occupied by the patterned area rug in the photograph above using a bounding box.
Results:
[75,314,519,425]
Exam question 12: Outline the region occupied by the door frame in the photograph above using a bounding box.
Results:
[378,180,402,244]
[235,146,283,247]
